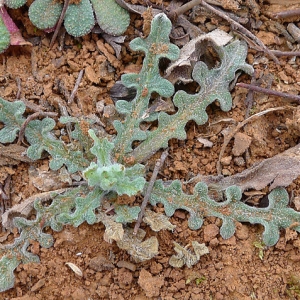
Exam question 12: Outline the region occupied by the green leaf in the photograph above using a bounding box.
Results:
[114,205,141,223]
[57,187,104,227]
[25,118,89,173]
[64,0,95,37]
[84,130,146,195]
[131,40,254,162]
[5,0,27,9]
[0,17,10,54]
[0,255,19,292]
[150,181,300,246]
[29,0,63,30]
[113,13,180,159]
[91,0,130,36]
[0,98,25,142]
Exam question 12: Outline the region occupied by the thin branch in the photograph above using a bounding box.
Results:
[17,111,58,145]
[133,149,169,235]
[271,50,300,57]
[68,69,84,104]
[15,77,21,99]
[272,8,300,19]
[237,82,300,104]
[50,0,70,48]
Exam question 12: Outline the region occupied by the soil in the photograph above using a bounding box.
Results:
[1,1,300,299]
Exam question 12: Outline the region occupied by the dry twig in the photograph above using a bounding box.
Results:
[17,111,58,145]
[68,69,84,104]
[237,82,300,104]
[272,8,300,19]
[15,77,21,100]
[133,149,169,235]
[50,0,70,48]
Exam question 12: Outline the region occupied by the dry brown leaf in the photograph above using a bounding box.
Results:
[0,144,33,166]
[165,29,232,84]
[2,188,70,230]
[191,143,300,192]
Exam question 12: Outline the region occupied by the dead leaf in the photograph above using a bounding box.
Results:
[197,137,213,148]
[165,29,233,84]
[114,0,161,15]
[191,143,300,192]
[10,31,32,47]
[2,188,70,230]
[143,209,176,232]
[116,228,159,262]
[169,241,209,268]
[0,144,33,166]
[102,34,125,59]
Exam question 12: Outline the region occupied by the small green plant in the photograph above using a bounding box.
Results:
[253,241,265,260]
[28,0,130,37]
[1,13,300,292]
[1,0,129,53]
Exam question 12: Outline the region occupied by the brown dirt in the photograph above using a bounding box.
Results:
[1,1,300,299]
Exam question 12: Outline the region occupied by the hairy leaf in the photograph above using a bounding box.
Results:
[91,0,130,36]
[29,0,62,30]
[131,40,254,162]
[64,0,95,37]
[0,98,25,143]
[150,181,300,246]
[113,13,180,159]
[0,16,10,54]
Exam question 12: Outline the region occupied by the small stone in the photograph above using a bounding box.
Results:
[138,269,164,298]
[222,169,231,176]
[116,260,136,272]
[233,156,245,166]
[232,132,252,156]
[235,222,249,240]
[89,255,114,272]
[219,235,236,245]
[220,156,232,166]
[209,238,219,247]
[203,224,219,242]
[85,65,99,84]
[174,210,186,219]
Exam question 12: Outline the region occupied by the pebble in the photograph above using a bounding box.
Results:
[116,260,136,272]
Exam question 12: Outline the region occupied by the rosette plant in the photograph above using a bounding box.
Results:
[28,0,130,37]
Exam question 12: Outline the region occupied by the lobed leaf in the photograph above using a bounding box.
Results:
[150,181,300,246]
[131,40,254,162]
[113,13,180,159]
[0,98,25,143]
